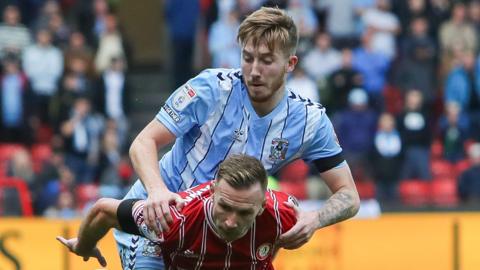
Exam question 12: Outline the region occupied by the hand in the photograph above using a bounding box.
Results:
[143,189,185,235]
[56,236,107,267]
[277,201,319,249]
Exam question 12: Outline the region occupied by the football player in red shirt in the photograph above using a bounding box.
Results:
[57,155,297,269]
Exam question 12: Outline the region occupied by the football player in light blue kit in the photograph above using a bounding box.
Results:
[115,7,360,270]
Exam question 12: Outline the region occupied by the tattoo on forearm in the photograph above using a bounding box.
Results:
[318,189,358,228]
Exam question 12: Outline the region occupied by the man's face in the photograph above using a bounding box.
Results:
[241,40,296,104]
[212,180,266,242]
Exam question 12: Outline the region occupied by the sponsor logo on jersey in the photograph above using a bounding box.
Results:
[173,84,197,111]
[269,138,289,161]
[163,104,180,122]
[256,243,272,261]
[232,128,244,142]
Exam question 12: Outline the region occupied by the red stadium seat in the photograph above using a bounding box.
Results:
[398,179,430,206]
[279,159,309,184]
[30,143,53,173]
[75,183,99,210]
[454,159,471,177]
[0,177,33,216]
[430,140,443,161]
[279,181,307,200]
[355,180,376,200]
[430,159,455,179]
[430,178,458,207]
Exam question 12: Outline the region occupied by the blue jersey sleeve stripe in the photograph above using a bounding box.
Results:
[191,86,235,174]
[259,119,273,161]
[301,105,308,146]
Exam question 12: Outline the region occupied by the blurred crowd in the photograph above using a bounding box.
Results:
[0,0,134,218]
[3,0,480,218]
[187,0,480,206]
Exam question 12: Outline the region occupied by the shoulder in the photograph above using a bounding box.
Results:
[262,190,297,230]
[286,89,326,119]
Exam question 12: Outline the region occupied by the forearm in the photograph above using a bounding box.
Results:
[76,199,120,253]
[129,136,169,193]
[316,187,360,229]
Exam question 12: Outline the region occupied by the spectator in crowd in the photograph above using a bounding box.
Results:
[444,51,477,112]
[334,88,377,181]
[0,5,31,59]
[438,102,470,163]
[361,0,400,60]
[0,54,33,144]
[22,28,64,124]
[63,31,95,78]
[394,0,429,39]
[7,148,35,185]
[94,56,130,148]
[165,0,200,88]
[371,112,402,202]
[468,0,480,45]
[458,143,480,202]
[302,32,341,84]
[46,12,71,48]
[439,2,477,76]
[60,97,104,183]
[33,0,61,31]
[327,48,363,112]
[352,29,391,110]
[317,0,357,48]
[286,66,319,103]
[94,13,127,73]
[429,0,451,41]
[395,16,436,105]
[208,8,241,68]
[286,0,318,55]
[36,165,76,215]
[397,89,432,180]
[44,190,79,219]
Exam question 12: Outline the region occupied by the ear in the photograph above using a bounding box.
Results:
[286,55,298,73]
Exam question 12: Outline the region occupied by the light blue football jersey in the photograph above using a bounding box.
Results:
[155,68,344,192]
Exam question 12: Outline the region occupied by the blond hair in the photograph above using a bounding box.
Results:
[237,7,298,56]
[216,155,268,191]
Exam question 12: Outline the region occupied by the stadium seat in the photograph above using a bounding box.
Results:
[355,180,376,200]
[0,177,33,216]
[430,178,458,207]
[454,159,471,177]
[430,159,456,179]
[30,143,53,173]
[75,183,99,210]
[398,179,430,206]
[430,140,443,161]
[0,144,28,177]
[278,160,309,200]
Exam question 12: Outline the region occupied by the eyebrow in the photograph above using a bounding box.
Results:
[242,49,274,58]
[218,198,254,213]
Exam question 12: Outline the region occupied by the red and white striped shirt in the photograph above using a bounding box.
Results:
[132,181,297,270]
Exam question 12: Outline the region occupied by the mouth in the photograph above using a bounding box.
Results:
[249,81,264,87]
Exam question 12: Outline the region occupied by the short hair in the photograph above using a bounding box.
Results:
[237,7,298,56]
[216,155,268,191]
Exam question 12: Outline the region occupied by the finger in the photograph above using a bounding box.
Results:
[94,249,107,267]
[146,205,162,235]
[175,197,185,211]
[161,202,173,224]
[283,201,299,215]
[83,256,89,262]
[282,238,307,250]
[56,236,72,250]
[156,205,171,232]
[278,225,300,242]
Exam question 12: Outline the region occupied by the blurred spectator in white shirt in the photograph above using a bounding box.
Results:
[287,66,320,103]
[208,9,241,68]
[0,5,31,59]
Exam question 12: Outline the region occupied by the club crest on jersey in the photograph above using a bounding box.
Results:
[256,243,272,261]
[172,84,197,111]
[269,138,289,161]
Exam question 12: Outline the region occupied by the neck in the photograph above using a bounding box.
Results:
[251,85,285,117]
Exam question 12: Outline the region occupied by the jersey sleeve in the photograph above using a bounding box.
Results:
[273,191,298,233]
[302,113,346,172]
[117,199,181,244]
[156,69,221,137]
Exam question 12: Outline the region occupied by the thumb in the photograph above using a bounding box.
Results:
[95,249,107,267]
[175,196,185,211]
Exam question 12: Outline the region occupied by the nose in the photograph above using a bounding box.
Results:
[250,60,261,78]
[224,213,238,229]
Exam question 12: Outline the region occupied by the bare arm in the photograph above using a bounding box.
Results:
[279,163,360,249]
[316,163,360,228]
[56,198,121,266]
[129,119,184,233]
